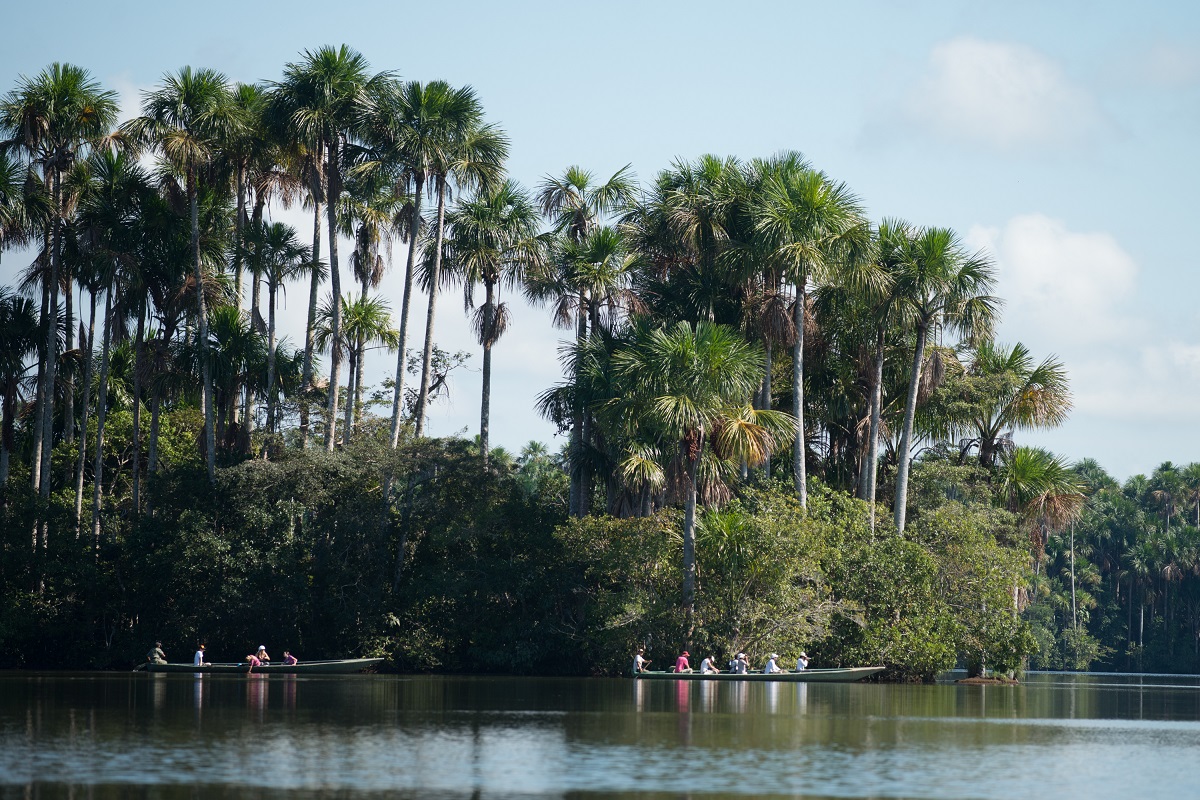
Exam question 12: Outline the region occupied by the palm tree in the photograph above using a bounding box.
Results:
[956,341,1072,468]
[125,66,240,483]
[0,289,38,487]
[1003,446,1086,560]
[604,321,794,632]
[271,45,392,451]
[0,63,118,498]
[246,221,310,434]
[442,179,544,469]
[535,164,635,515]
[409,86,508,439]
[754,162,872,508]
[314,293,398,438]
[891,227,998,533]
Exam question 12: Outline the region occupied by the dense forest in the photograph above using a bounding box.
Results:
[0,48,1189,678]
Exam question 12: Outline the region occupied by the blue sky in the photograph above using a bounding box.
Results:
[3,0,1199,478]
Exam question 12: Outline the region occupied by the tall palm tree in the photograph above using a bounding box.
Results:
[246,221,310,434]
[125,66,239,483]
[271,45,392,451]
[408,86,508,439]
[754,162,872,508]
[891,227,998,533]
[535,164,635,515]
[0,63,118,498]
[442,179,544,469]
[605,321,794,633]
[1003,446,1086,566]
[314,293,398,437]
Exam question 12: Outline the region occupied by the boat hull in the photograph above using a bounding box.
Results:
[145,658,384,675]
[633,666,884,683]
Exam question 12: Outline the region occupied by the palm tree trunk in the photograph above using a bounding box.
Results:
[63,275,74,445]
[234,163,247,303]
[91,290,113,553]
[30,250,49,494]
[324,143,343,452]
[763,340,772,477]
[480,284,495,471]
[343,336,356,445]
[300,197,322,449]
[0,379,15,488]
[866,324,885,531]
[266,283,278,435]
[415,179,448,438]
[148,377,162,473]
[190,174,217,484]
[131,306,144,515]
[39,176,63,500]
[569,301,587,517]
[683,456,699,640]
[389,174,424,448]
[893,323,928,534]
[792,284,807,508]
[74,289,98,535]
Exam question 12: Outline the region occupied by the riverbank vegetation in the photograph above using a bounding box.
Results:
[0,50,1177,678]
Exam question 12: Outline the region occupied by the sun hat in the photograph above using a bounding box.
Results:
[257,645,266,651]
[681,651,689,656]
[800,651,807,658]
[770,653,779,659]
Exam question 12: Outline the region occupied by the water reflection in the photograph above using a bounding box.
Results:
[3,673,1200,799]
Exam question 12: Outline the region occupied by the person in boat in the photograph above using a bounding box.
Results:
[729,653,748,674]
[282,651,298,666]
[764,653,783,674]
[147,642,167,665]
[795,651,809,671]
[256,645,271,664]
[632,648,651,674]
[245,653,262,671]
[193,645,208,667]
[699,655,720,674]
[674,651,692,673]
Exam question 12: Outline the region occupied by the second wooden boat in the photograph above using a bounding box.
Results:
[633,666,884,682]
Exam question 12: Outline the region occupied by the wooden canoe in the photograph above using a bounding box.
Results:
[633,666,884,683]
[145,658,384,674]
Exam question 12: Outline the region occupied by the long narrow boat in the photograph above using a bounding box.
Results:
[633,666,884,683]
[144,658,384,675]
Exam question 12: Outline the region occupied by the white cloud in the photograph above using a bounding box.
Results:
[968,213,1138,346]
[1135,42,1200,87]
[906,37,1105,150]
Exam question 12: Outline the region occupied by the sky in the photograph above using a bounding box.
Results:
[2,0,1198,480]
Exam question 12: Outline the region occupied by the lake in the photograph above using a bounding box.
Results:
[2,671,1198,799]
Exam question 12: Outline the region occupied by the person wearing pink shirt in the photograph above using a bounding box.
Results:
[674,651,692,673]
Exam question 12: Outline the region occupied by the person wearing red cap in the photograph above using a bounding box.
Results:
[674,651,692,673]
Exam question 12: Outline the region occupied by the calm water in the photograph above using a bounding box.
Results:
[2,671,1199,799]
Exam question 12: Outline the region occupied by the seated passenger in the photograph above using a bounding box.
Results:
[764,653,783,674]
[796,651,809,671]
[282,651,298,666]
[699,655,720,674]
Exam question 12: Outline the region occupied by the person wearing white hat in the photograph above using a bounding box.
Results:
[764,653,783,674]
[256,645,271,664]
[796,651,809,671]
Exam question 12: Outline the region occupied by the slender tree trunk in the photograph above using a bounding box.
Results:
[148,379,162,473]
[265,282,278,435]
[568,301,587,517]
[866,325,885,531]
[235,164,246,303]
[792,284,807,508]
[63,277,75,445]
[763,340,772,477]
[414,179,448,437]
[682,457,699,641]
[480,285,495,471]
[73,289,98,535]
[389,174,424,448]
[0,381,14,488]
[1070,522,1077,630]
[131,306,145,515]
[893,323,928,535]
[300,196,322,449]
[343,335,356,445]
[190,175,217,484]
[91,290,113,553]
[30,251,49,494]
[39,176,63,500]
[324,144,343,452]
